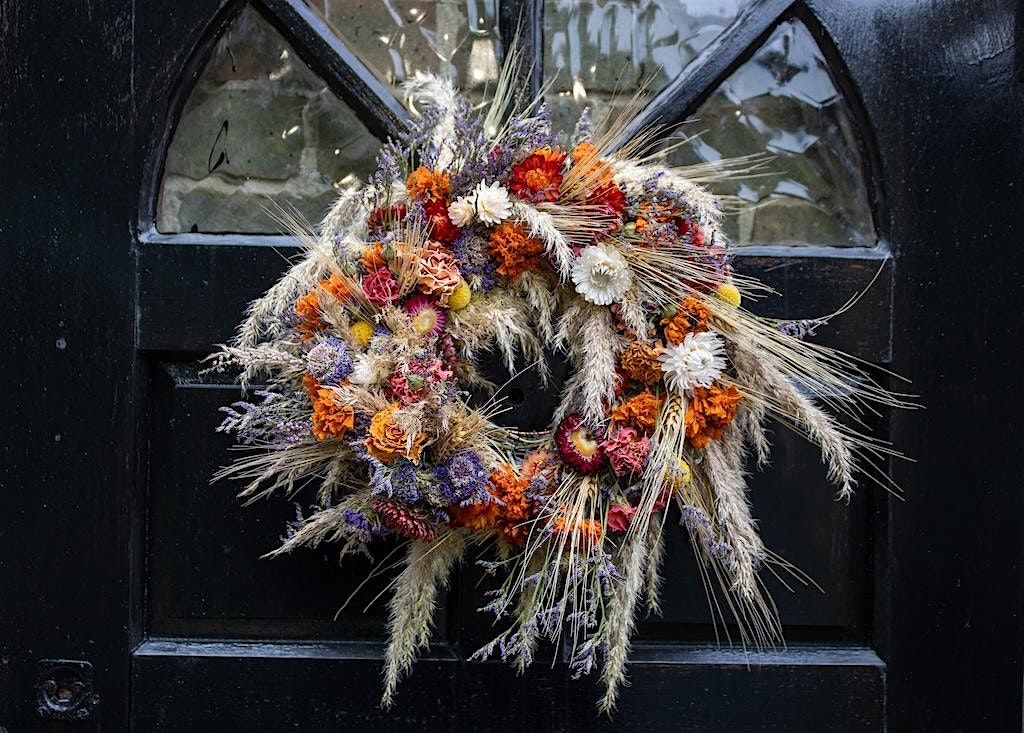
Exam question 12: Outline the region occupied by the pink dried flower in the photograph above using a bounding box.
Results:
[606,503,636,534]
[361,267,399,306]
[417,246,461,302]
[601,426,650,477]
[404,295,448,338]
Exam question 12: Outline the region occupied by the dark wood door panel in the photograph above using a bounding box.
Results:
[131,641,882,732]
[639,422,869,640]
[145,362,418,639]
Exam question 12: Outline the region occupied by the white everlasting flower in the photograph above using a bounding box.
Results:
[447,195,476,227]
[473,180,512,224]
[570,244,632,306]
[659,331,727,393]
[348,353,386,386]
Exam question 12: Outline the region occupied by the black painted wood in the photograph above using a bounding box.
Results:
[3,1,1022,731]
[132,641,883,732]
[499,0,544,100]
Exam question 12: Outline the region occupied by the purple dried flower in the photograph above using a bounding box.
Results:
[306,336,353,385]
[435,449,488,503]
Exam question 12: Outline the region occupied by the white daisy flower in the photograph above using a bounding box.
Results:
[570,243,632,306]
[473,180,512,224]
[659,331,727,393]
[447,195,476,227]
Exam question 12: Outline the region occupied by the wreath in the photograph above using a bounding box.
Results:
[210,71,907,711]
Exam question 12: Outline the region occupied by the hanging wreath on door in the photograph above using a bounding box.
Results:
[209,70,908,711]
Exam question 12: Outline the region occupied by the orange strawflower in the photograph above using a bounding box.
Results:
[619,342,663,385]
[685,384,743,448]
[508,147,566,202]
[295,291,323,339]
[611,390,662,434]
[406,166,451,201]
[302,374,319,399]
[320,272,352,302]
[361,243,387,271]
[662,296,711,344]
[488,221,546,280]
[311,388,355,441]
[365,402,426,463]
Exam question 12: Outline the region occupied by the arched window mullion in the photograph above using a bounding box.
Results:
[499,0,544,101]
[612,0,795,150]
[256,0,411,141]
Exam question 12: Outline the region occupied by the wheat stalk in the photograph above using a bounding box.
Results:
[381,532,466,707]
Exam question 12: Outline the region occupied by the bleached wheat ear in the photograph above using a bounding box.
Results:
[381,533,465,707]
[599,530,648,713]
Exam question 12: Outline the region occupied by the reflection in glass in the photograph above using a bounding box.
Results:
[307,0,500,93]
[667,20,876,247]
[544,0,748,133]
[157,7,380,233]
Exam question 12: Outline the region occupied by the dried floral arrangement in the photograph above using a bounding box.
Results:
[209,64,909,711]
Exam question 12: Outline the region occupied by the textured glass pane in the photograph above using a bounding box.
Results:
[544,0,748,133]
[667,20,876,247]
[308,0,500,92]
[157,7,380,233]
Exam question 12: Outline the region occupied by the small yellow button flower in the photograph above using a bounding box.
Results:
[350,320,374,348]
[716,282,742,308]
[446,280,472,310]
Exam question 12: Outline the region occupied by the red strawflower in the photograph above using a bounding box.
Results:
[590,182,626,219]
[508,147,566,203]
[367,203,408,233]
[555,414,607,474]
[422,198,461,243]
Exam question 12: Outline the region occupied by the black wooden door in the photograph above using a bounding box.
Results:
[2,0,1022,731]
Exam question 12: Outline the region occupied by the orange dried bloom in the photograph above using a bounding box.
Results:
[295,291,323,339]
[450,500,500,532]
[365,402,426,463]
[488,222,546,281]
[406,166,451,201]
[521,448,559,482]
[611,390,662,434]
[320,272,352,302]
[361,243,387,271]
[452,465,534,543]
[619,342,663,385]
[662,296,711,344]
[508,147,566,202]
[634,201,676,234]
[685,384,743,448]
[552,514,603,548]
[569,140,613,187]
[311,388,355,441]
[302,374,319,399]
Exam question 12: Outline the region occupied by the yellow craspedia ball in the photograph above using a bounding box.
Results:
[447,280,472,310]
[716,281,742,308]
[350,320,374,348]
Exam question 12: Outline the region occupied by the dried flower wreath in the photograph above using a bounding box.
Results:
[209,63,910,711]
